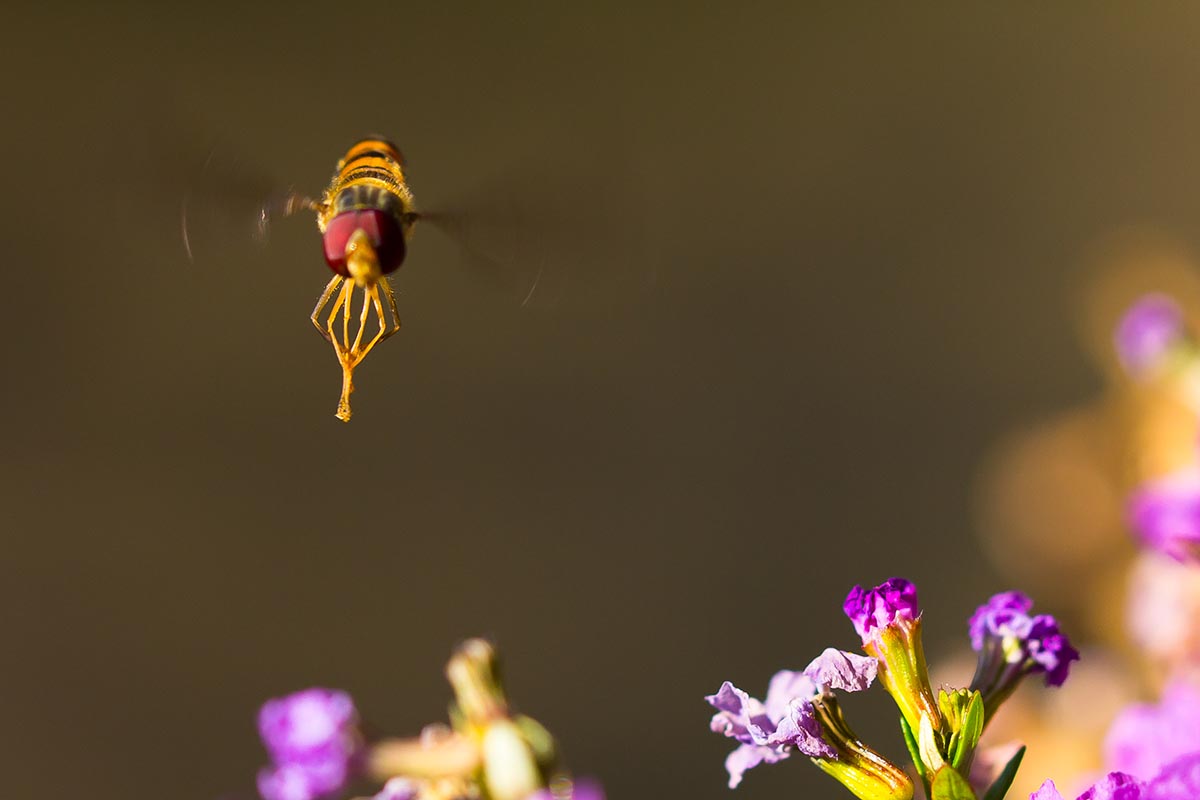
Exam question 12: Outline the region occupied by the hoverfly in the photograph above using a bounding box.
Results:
[179,133,658,423]
[258,137,415,422]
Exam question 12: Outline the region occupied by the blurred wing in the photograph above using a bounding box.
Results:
[120,98,311,270]
[179,147,312,269]
[422,157,660,313]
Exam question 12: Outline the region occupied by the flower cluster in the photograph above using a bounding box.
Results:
[253,639,601,800]
[707,577,1078,800]
[1025,288,1200,797]
[968,591,1079,719]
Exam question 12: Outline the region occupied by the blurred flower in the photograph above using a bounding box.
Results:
[1128,469,1200,562]
[968,591,1079,720]
[256,688,363,800]
[252,641,589,800]
[1104,680,1200,781]
[445,639,552,800]
[1030,772,1141,800]
[1144,753,1200,800]
[1126,551,1200,674]
[1032,753,1200,800]
[1115,294,1186,378]
[525,778,605,800]
[844,578,940,737]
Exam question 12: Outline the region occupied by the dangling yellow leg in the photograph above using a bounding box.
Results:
[310,274,402,423]
[311,275,345,342]
[379,277,402,344]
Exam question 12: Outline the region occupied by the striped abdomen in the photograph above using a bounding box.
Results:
[319,138,417,276]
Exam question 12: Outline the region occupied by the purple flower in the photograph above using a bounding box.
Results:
[526,778,605,800]
[1128,470,1200,563]
[844,578,921,643]
[969,592,1033,650]
[1031,773,1143,800]
[256,688,363,800]
[843,579,939,739]
[1032,755,1200,800]
[706,675,831,788]
[1105,681,1200,781]
[1114,294,1186,377]
[1145,753,1200,800]
[969,591,1080,689]
[259,763,354,800]
[706,649,878,788]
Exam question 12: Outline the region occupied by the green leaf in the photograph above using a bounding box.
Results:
[930,766,977,800]
[899,715,930,798]
[981,745,1026,800]
[951,692,985,771]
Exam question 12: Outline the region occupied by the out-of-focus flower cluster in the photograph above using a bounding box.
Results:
[253,639,601,800]
[706,576,1079,800]
[1116,293,1200,564]
[969,274,1200,799]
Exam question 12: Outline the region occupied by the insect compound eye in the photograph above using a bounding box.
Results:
[322,210,406,277]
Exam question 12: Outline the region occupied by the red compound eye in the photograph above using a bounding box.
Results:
[322,210,406,277]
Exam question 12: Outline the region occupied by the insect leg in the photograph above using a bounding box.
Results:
[311,275,345,343]
[341,280,353,356]
[350,284,389,362]
[351,282,372,353]
[380,277,402,342]
[326,279,352,359]
[336,360,355,423]
[322,279,356,423]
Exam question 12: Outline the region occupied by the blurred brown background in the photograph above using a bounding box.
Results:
[4,4,1200,799]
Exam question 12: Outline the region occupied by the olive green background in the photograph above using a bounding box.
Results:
[2,4,1194,799]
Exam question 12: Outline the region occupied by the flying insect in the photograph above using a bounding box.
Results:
[276,137,417,422]
[178,132,657,423]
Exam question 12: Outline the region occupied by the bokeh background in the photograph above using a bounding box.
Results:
[6,5,1200,799]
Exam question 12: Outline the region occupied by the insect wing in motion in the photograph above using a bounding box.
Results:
[425,156,661,314]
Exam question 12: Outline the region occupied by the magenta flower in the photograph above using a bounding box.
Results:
[844,578,921,643]
[1145,753,1200,800]
[1032,753,1200,800]
[1104,681,1200,781]
[1031,772,1142,800]
[1114,294,1186,377]
[525,778,605,800]
[843,578,940,738]
[705,649,877,788]
[256,688,363,800]
[1128,470,1200,563]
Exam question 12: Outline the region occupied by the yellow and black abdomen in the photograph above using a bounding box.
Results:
[319,138,417,277]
